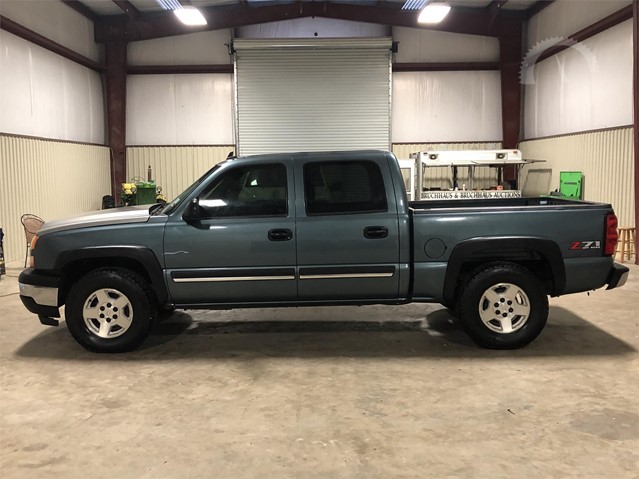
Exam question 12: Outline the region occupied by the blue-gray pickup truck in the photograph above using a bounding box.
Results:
[19,150,629,352]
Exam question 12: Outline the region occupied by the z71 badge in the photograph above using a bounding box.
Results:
[570,241,601,250]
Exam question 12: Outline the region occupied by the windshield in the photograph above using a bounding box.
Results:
[158,164,223,215]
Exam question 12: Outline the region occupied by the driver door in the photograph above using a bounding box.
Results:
[164,160,297,305]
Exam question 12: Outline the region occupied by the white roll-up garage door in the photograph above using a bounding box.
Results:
[234,38,392,156]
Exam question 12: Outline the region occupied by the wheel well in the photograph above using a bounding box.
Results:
[443,237,565,306]
[452,258,555,304]
[59,258,154,305]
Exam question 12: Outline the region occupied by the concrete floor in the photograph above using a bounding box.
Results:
[0,260,637,478]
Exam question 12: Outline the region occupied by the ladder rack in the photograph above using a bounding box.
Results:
[404,149,543,201]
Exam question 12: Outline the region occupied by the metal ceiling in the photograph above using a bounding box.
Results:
[69,0,551,42]
[76,0,540,17]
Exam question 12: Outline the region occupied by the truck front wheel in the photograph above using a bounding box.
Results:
[457,263,548,349]
[65,268,156,353]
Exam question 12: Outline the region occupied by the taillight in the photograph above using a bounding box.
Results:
[29,235,38,268]
[604,213,618,256]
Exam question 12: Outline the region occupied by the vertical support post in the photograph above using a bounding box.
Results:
[105,41,127,198]
[499,23,523,185]
[633,0,638,264]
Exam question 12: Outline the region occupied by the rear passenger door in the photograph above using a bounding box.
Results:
[295,156,400,301]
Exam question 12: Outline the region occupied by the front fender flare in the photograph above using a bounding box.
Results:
[55,246,168,305]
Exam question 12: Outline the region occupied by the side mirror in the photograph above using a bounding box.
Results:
[182,198,203,222]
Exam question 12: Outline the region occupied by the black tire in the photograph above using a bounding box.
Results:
[441,305,457,318]
[65,268,157,353]
[457,263,548,349]
[158,306,176,322]
[441,301,455,310]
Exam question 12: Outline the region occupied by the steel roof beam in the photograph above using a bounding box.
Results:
[95,1,522,42]
[486,0,508,31]
[0,15,102,71]
[112,0,140,19]
[535,4,632,63]
[60,0,98,22]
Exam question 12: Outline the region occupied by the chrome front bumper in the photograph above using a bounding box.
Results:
[19,282,58,307]
[18,268,61,322]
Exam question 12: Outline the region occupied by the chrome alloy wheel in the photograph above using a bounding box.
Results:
[478,283,530,334]
[82,288,134,339]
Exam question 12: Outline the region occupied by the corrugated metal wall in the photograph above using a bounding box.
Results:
[519,127,635,227]
[126,146,235,202]
[0,135,111,263]
[393,142,503,190]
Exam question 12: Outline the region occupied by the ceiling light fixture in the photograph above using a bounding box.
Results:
[417,2,451,24]
[174,6,207,26]
[402,0,429,10]
[157,0,182,10]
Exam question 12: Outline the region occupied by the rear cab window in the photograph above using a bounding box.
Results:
[303,161,388,215]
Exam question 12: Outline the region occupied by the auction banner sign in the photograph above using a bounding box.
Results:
[420,190,522,200]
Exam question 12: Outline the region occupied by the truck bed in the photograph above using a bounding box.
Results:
[407,195,615,301]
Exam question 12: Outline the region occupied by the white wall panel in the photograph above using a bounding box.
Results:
[519,127,634,227]
[392,71,502,143]
[523,20,633,139]
[0,31,105,144]
[128,30,232,65]
[0,135,111,263]
[527,0,631,50]
[238,18,388,38]
[393,27,499,63]
[0,0,100,61]
[126,74,234,145]
[127,146,234,202]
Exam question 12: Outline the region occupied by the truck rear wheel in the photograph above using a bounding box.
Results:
[65,268,156,353]
[457,263,548,349]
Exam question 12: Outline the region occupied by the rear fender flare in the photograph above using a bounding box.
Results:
[442,237,565,305]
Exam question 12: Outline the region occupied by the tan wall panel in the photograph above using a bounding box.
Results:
[126,146,235,203]
[519,127,634,227]
[393,142,503,190]
[0,135,111,263]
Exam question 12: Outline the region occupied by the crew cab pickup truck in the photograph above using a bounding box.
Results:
[19,150,629,353]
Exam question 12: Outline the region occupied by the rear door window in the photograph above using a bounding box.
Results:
[304,161,387,215]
